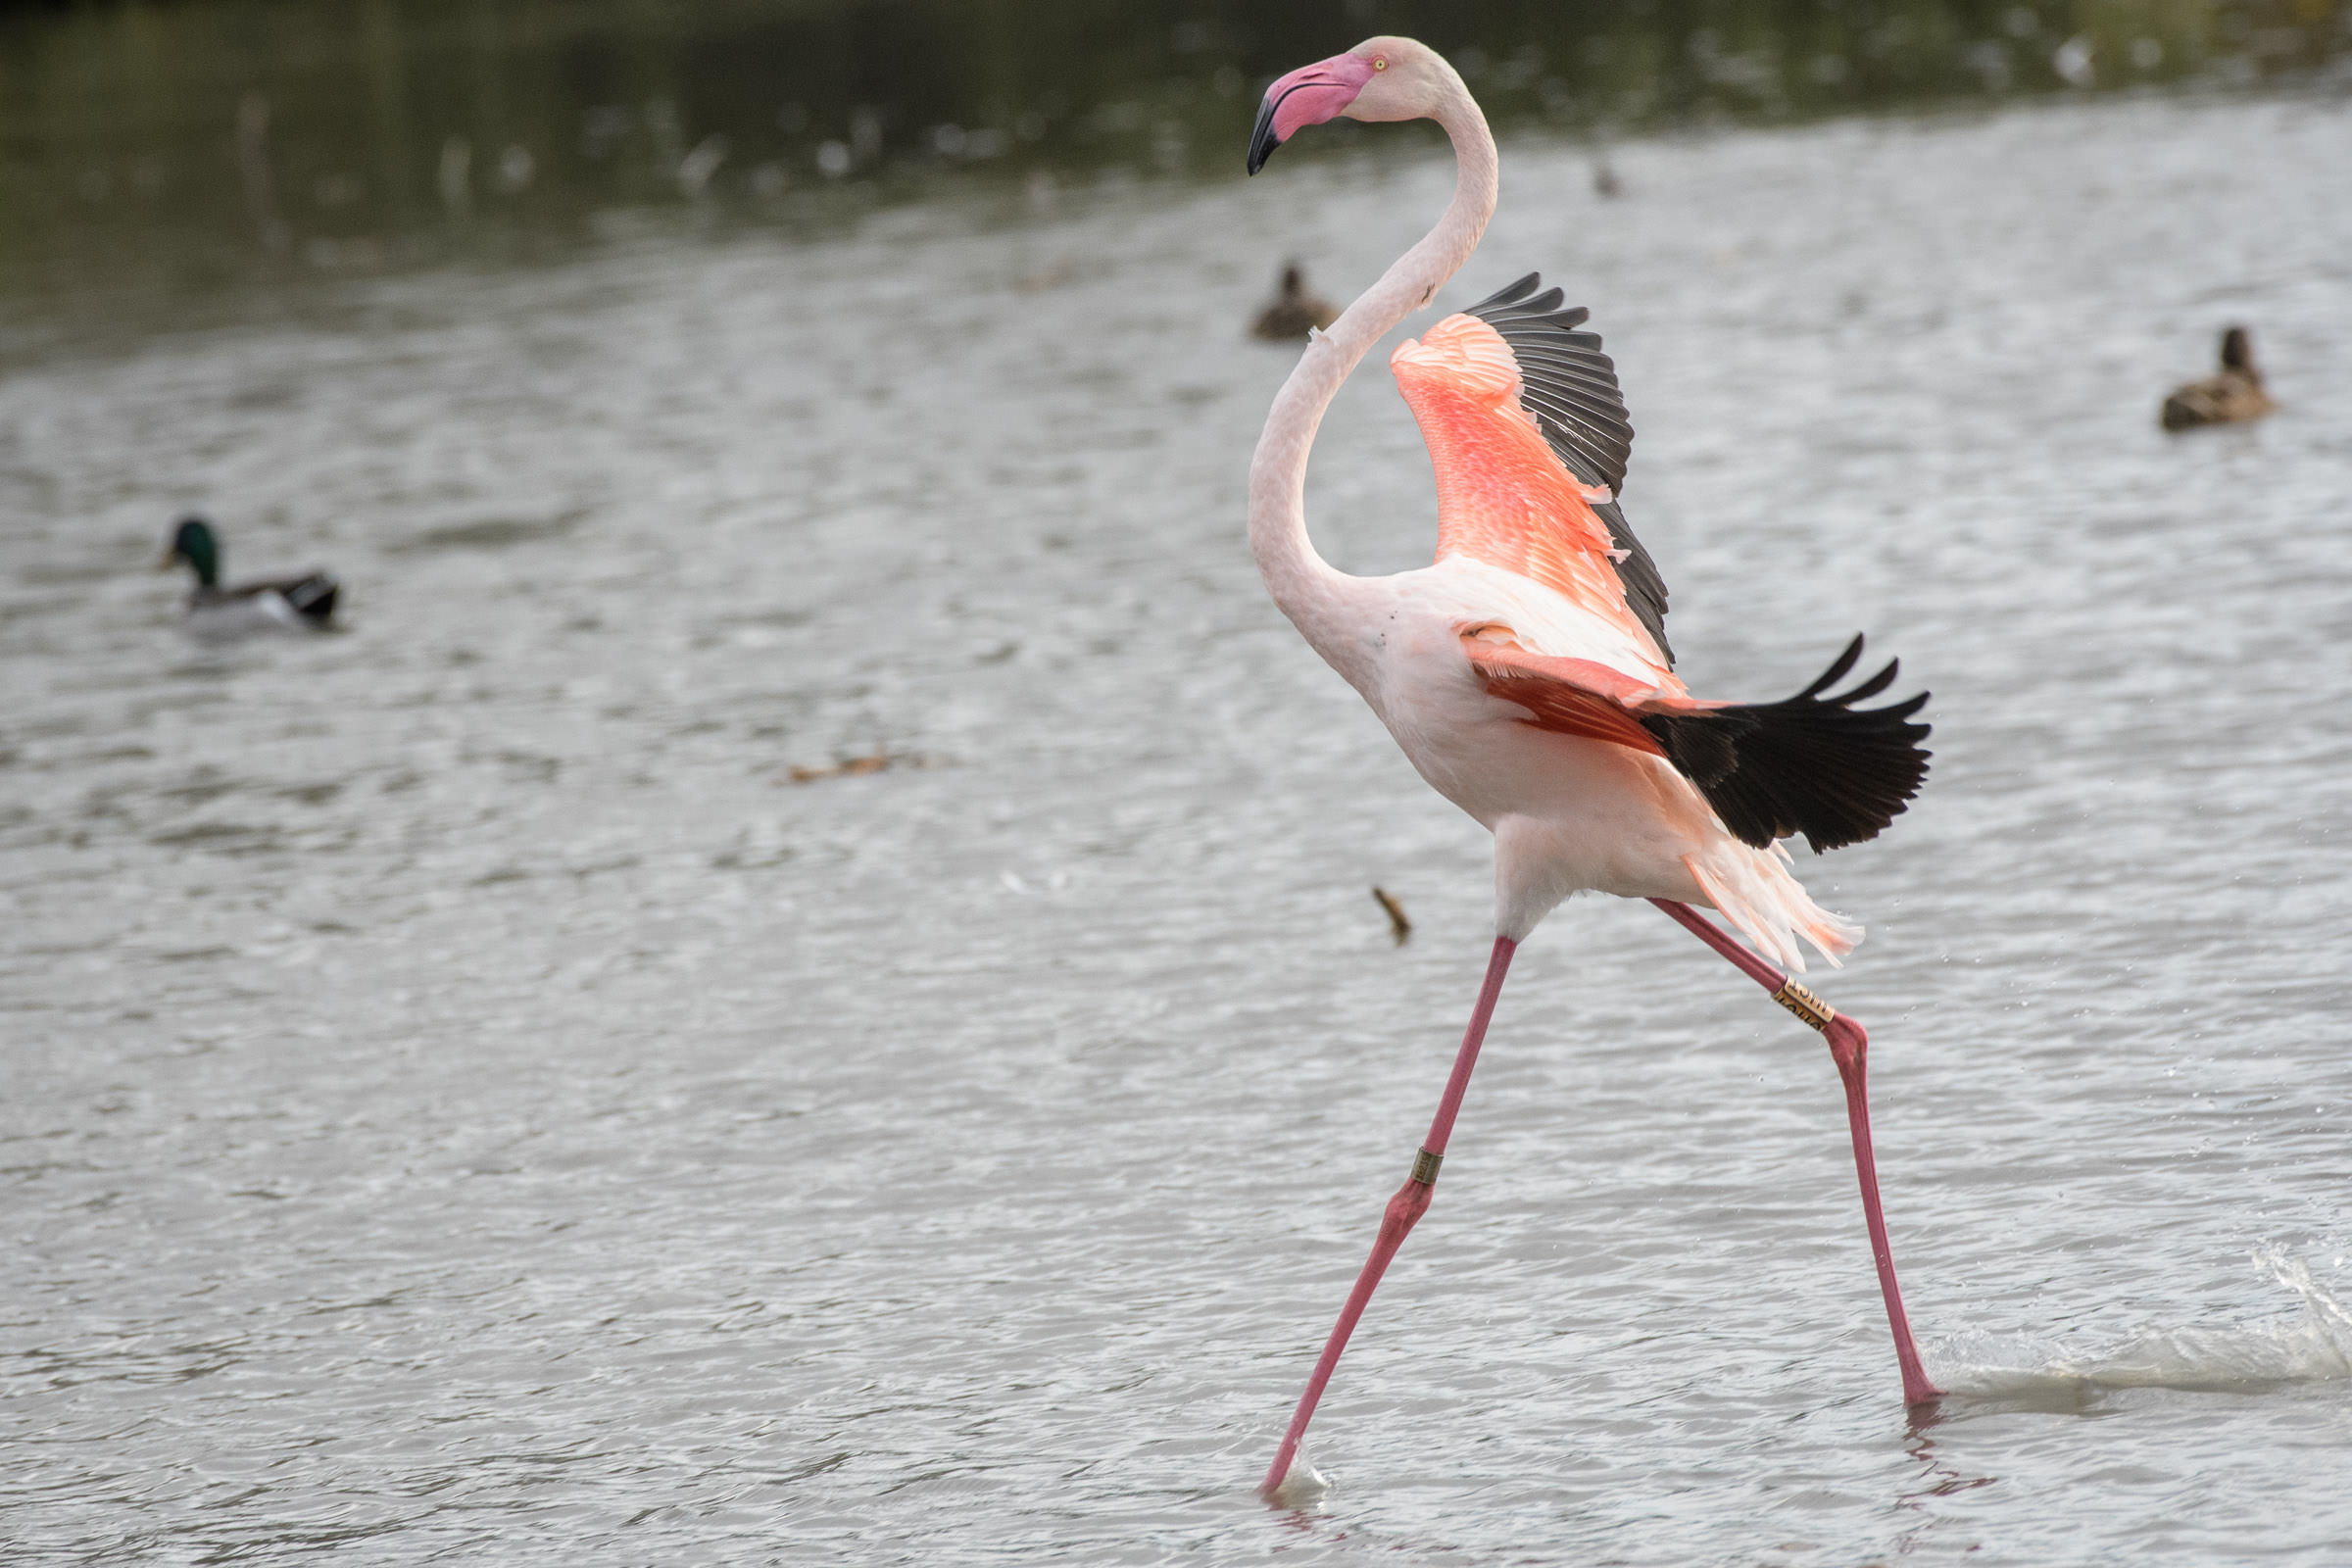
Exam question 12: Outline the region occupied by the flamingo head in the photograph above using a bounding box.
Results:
[1247,36,1457,174]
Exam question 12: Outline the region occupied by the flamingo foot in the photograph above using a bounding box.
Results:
[1258,936,1518,1498]
[1823,1012,1943,1406]
[1259,1169,1438,1499]
[1649,899,1942,1406]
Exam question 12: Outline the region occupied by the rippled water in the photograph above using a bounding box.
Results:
[5,93,2350,1564]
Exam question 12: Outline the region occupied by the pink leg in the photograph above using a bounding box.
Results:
[1259,936,1517,1498]
[1649,899,1942,1406]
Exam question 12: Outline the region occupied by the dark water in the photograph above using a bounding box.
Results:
[2,0,2346,320]
[5,5,2352,1565]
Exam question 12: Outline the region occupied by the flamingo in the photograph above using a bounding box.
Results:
[1240,37,1942,1497]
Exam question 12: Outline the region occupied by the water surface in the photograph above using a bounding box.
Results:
[4,91,2352,1565]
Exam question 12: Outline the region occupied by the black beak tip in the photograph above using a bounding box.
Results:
[1246,95,1280,175]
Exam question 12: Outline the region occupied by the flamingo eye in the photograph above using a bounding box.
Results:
[1373,57,1388,71]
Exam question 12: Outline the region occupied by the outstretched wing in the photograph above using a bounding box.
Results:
[1393,313,1665,671]
[1464,632,1932,854]
[1462,274,1669,662]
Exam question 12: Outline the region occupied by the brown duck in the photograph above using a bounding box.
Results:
[1250,263,1339,342]
[2161,326,2276,430]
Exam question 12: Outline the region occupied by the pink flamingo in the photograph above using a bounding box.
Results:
[1243,37,1943,1497]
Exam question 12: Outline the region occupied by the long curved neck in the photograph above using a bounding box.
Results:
[1247,80,1497,651]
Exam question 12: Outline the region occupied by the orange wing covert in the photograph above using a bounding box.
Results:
[1461,632,1716,758]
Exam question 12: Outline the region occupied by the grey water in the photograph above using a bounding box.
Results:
[5,77,2352,1568]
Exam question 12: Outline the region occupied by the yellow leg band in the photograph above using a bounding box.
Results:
[1772,978,1837,1032]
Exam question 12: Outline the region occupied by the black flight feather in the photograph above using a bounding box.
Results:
[1638,635,1933,854]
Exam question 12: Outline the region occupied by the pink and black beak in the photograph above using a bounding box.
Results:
[1246,53,1376,174]
[1245,94,1284,176]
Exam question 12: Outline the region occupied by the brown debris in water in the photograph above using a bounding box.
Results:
[786,753,895,784]
[1371,886,1412,946]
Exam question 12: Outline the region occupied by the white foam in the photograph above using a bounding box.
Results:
[1930,1250,2352,1398]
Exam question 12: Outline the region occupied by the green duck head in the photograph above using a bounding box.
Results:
[163,515,220,587]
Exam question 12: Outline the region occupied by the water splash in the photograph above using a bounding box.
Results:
[1932,1250,2352,1398]
[1263,1451,1331,1509]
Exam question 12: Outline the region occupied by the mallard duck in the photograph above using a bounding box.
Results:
[2161,326,2276,430]
[1250,262,1340,342]
[159,515,339,639]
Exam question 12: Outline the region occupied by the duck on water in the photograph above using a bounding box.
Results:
[160,515,340,640]
[1250,262,1341,342]
[2161,326,2275,430]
